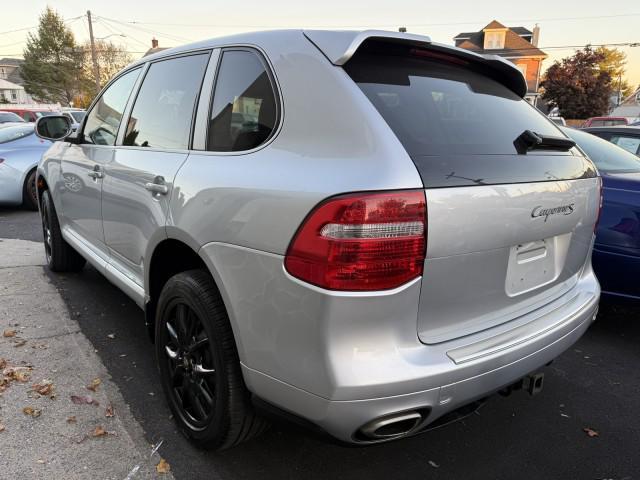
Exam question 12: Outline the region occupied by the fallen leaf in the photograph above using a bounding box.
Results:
[70,395,99,406]
[0,423,5,432]
[12,339,27,348]
[3,330,16,338]
[105,404,115,418]
[0,358,5,369]
[32,380,54,396]
[66,416,77,424]
[22,406,41,418]
[86,378,101,392]
[92,426,107,437]
[156,458,171,474]
[36,459,45,464]
[583,427,599,438]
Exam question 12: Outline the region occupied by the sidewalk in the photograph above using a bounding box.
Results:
[0,238,174,480]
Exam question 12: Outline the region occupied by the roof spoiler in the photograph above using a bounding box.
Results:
[303,30,528,98]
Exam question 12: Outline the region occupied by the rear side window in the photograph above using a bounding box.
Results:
[124,53,210,150]
[84,68,140,146]
[610,135,640,155]
[207,50,278,152]
[345,51,560,157]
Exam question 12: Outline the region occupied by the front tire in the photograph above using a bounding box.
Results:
[23,169,38,211]
[155,270,267,450]
[40,189,86,272]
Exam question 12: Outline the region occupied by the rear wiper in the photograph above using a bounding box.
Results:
[514,130,576,154]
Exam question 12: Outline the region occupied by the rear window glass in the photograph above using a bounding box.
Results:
[0,125,33,144]
[563,128,640,173]
[344,50,561,156]
[590,119,626,127]
[610,135,640,155]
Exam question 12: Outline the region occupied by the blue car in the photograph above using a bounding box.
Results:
[563,127,640,300]
[0,123,52,210]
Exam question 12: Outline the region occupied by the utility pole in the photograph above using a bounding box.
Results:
[87,10,101,93]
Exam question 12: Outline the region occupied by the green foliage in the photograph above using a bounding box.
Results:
[21,7,84,105]
[541,47,614,119]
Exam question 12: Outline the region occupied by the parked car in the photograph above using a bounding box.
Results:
[0,123,51,209]
[583,126,640,156]
[548,116,566,126]
[581,116,628,128]
[0,111,26,124]
[34,30,601,450]
[562,126,640,300]
[61,109,86,132]
[0,108,59,123]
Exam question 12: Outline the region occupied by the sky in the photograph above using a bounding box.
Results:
[3,0,640,91]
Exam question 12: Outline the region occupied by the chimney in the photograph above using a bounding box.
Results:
[151,37,159,49]
[531,24,540,47]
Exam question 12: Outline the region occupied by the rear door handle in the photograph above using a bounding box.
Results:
[145,176,169,195]
[87,169,104,179]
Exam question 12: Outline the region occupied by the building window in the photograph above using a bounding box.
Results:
[0,68,6,79]
[484,31,505,49]
[11,90,17,101]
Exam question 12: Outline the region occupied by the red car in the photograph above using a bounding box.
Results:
[0,108,59,123]
[582,116,628,128]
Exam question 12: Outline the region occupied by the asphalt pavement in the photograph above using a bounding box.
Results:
[2,208,639,480]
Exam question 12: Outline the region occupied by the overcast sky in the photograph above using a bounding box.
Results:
[3,0,640,90]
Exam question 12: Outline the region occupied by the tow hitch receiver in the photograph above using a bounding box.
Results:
[524,372,544,396]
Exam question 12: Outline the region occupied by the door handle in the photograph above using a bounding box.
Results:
[87,170,104,179]
[145,176,169,195]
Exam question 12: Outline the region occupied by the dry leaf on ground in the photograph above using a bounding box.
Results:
[86,378,101,392]
[156,458,171,474]
[105,404,115,417]
[3,330,16,338]
[66,416,77,424]
[583,427,599,437]
[22,406,41,418]
[70,395,99,406]
[12,339,27,348]
[92,426,107,437]
[32,380,54,397]
[0,358,5,369]
[0,423,5,432]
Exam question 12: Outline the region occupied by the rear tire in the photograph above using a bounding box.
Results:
[40,189,86,272]
[22,169,38,211]
[155,269,268,450]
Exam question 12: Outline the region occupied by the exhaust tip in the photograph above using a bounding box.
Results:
[357,411,424,441]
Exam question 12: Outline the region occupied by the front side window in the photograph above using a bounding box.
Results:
[123,53,210,150]
[207,50,278,152]
[84,68,140,146]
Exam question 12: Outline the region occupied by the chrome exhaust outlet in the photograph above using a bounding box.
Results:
[358,411,423,440]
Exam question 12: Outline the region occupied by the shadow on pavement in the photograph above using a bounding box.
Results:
[47,264,640,480]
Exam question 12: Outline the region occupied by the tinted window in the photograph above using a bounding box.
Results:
[0,112,24,123]
[208,50,278,152]
[84,68,140,146]
[345,51,561,157]
[610,135,640,155]
[563,127,640,173]
[124,54,209,150]
[0,125,33,143]
[70,111,86,122]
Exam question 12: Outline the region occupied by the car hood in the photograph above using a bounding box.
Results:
[602,171,640,191]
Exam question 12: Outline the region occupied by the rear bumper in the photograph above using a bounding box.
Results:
[200,242,599,443]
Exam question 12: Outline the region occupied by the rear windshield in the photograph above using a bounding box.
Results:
[0,125,34,144]
[589,119,626,127]
[344,45,596,187]
[563,127,640,173]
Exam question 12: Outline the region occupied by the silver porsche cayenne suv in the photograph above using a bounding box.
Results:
[34,30,601,449]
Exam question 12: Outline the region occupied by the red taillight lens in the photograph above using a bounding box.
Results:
[284,190,427,291]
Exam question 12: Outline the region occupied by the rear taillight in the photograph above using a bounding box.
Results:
[594,176,604,233]
[284,190,427,291]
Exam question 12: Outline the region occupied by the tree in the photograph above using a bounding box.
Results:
[541,47,614,119]
[21,7,84,105]
[595,46,633,101]
[77,40,132,105]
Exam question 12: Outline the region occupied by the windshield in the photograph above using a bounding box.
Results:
[562,127,640,173]
[0,124,34,144]
[70,111,86,122]
[0,112,25,123]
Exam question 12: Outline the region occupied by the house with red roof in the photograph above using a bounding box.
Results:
[454,20,547,105]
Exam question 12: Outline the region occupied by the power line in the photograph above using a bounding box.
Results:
[0,16,83,36]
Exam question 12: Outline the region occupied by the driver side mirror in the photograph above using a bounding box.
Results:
[35,115,72,141]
